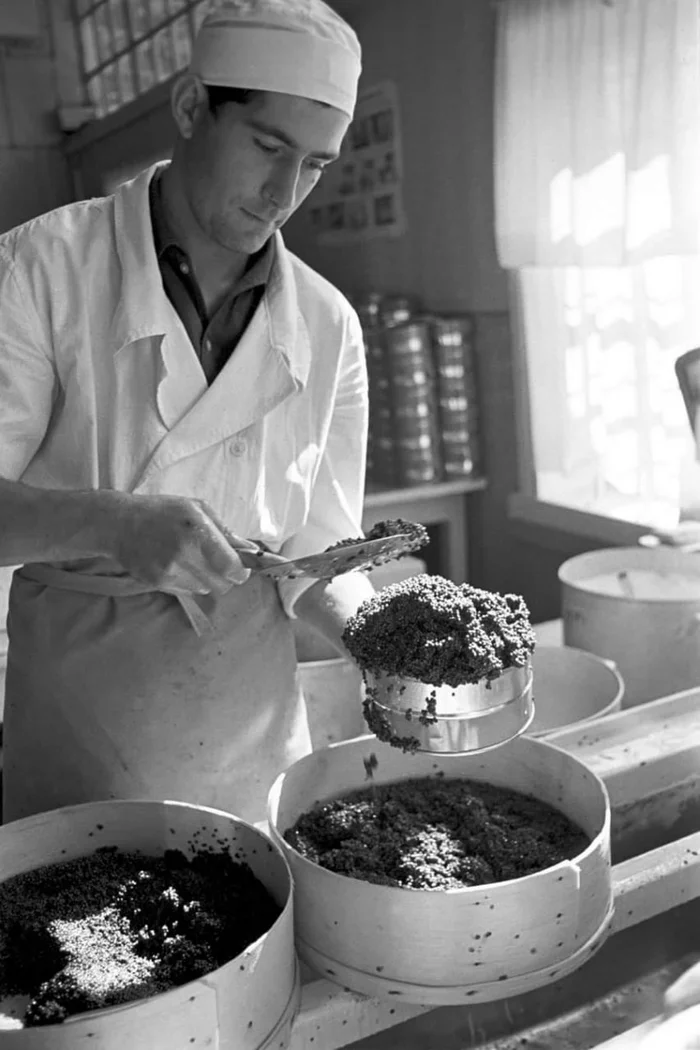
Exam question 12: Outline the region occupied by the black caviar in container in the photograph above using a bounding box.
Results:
[0,847,280,1028]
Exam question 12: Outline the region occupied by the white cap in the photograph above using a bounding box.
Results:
[190,0,362,118]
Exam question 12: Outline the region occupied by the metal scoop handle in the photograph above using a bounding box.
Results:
[236,532,425,581]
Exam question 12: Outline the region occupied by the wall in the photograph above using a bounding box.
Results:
[287,0,508,313]
[0,0,80,233]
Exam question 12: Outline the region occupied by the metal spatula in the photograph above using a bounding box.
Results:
[236,531,427,581]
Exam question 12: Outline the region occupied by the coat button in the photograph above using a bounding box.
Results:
[231,439,247,456]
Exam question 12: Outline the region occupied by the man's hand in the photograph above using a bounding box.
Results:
[109,493,253,596]
[0,478,262,591]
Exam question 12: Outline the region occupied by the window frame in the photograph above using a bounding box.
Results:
[71,0,205,120]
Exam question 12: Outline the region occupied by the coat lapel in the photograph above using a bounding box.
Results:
[140,299,298,481]
[109,163,209,430]
[108,164,312,492]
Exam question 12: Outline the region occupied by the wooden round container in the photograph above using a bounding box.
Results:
[528,645,624,736]
[298,656,366,748]
[268,734,612,1006]
[0,800,299,1049]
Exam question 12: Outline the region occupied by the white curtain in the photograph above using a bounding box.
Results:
[495,0,700,528]
[495,0,700,268]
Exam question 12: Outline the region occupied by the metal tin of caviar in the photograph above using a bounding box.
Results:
[439,395,470,413]
[363,328,385,358]
[394,450,441,485]
[442,457,478,478]
[441,427,480,476]
[442,429,474,445]
[426,313,481,481]
[432,314,474,339]
[362,327,396,484]
[398,464,440,485]
[380,296,417,327]
[439,385,478,408]
[384,321,433,356]
[355,291,384,329]
[391,370,434,388]
[365,663,534,753]
[438,362,467,377]
[393,415,435,441]
[431,316,476,368]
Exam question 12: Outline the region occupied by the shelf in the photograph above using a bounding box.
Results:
[364,476,486,510]
[362,476,486,583]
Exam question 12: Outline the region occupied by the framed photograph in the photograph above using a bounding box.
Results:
[307,80,406,245]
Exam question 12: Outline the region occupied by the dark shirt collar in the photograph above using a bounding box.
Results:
[149,169,274,292]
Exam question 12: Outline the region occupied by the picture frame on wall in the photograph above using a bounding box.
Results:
[308,80,407,246]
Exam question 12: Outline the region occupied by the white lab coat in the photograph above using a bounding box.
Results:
[0,163,368,825]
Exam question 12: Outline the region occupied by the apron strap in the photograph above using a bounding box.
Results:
[17,565,213,636]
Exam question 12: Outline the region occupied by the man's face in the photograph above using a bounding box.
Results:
[182,89,350,255]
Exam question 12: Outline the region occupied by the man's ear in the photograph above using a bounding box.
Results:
[170,73,210,140]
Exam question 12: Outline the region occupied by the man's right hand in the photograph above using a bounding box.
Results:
[108,493,254,596]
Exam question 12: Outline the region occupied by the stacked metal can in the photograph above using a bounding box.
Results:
[354,292,396,486]
[354,291,383,330]
[429,314,482,478]
[382,319,442,485]
[352,294,481,488]
[379,296,415,327]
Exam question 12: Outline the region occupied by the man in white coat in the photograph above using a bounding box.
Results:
[0,0,374,825]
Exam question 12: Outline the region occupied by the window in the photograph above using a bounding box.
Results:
[74,0,209,119]
[513,259,700,532]
[495,0,700,533]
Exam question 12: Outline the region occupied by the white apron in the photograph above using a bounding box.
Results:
[2,562,311,826]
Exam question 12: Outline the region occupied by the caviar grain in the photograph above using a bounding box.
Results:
[0,847,280,1027]
[324,518,429,555]
[343,575,535,687]
[286,777,588,890]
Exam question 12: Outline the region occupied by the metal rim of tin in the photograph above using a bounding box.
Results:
[384,322,430,338]
[443,432,477,444]
[365,664,534,754]
[398,473,439,484]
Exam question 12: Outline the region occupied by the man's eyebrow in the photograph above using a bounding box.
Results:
[247,118,340,162]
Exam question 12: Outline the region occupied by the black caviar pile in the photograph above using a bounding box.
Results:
[342,574,535,688]
[324,518,429,557]
[285,775,589,890]
[0,846,280,1027]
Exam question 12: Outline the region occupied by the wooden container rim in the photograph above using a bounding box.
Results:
[268,735,611,898]
[0,798,297,1029]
